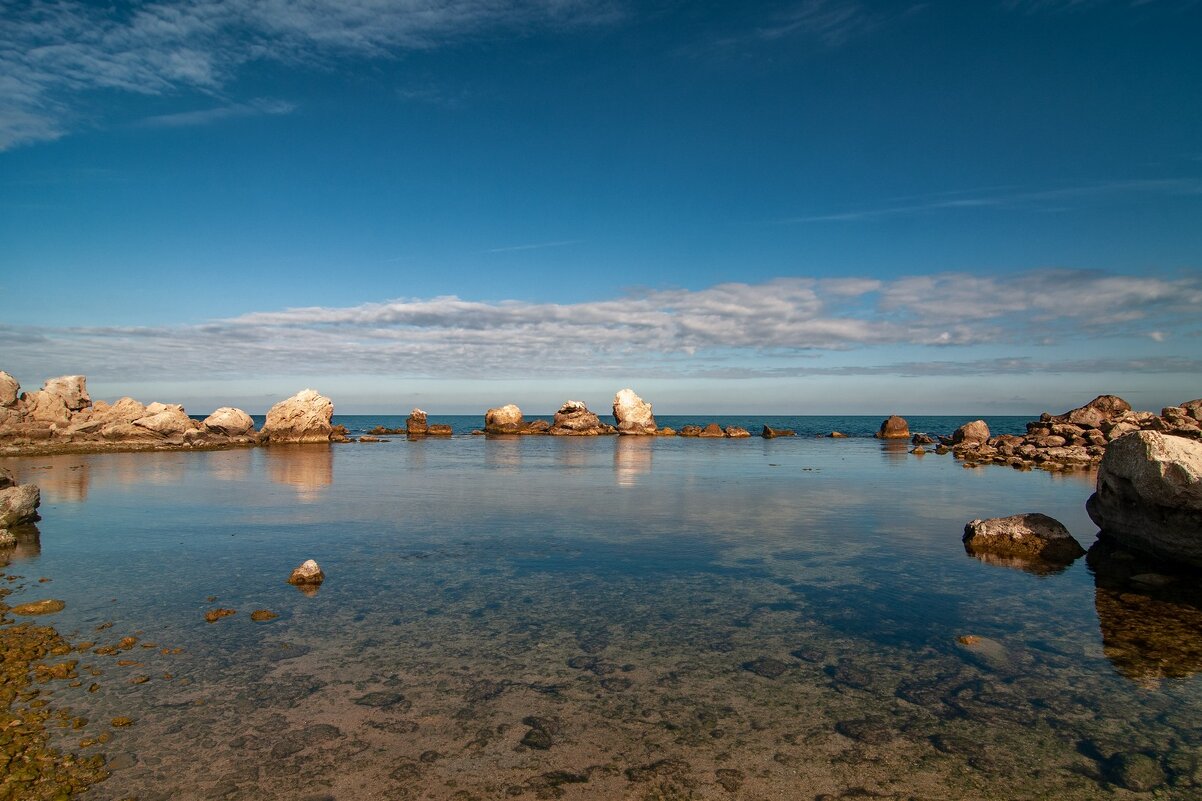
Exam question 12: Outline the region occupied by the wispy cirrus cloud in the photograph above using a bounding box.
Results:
[0,0,622,150]
[780,178,1202,222]
[1,269,1198,382]
[133,98,296,128]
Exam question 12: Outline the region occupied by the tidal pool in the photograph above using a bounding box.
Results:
[2,434,1200,800]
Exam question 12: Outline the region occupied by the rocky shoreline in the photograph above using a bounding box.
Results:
[2,371,1199,474]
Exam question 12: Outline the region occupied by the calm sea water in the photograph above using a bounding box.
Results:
[2,425,1200,800]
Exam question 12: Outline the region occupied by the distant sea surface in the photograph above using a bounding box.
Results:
[259,413,1036,438]
[3,425,1200,800]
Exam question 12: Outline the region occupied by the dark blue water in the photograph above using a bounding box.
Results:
[2,437,1199,800]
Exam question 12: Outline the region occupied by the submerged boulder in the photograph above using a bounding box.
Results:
[613,388,656,435]
[762,426,796,439]
[876,416,910,439]
[548,400,616,436]
[262,389,335,444]
[1087,431,1202,567]
[963,513,1085,566]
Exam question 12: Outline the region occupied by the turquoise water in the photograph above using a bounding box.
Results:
[2,431,1200,800]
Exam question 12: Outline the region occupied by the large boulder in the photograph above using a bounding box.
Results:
[1087,431,1202,566]
[1052,394,1131,429]
[613,388,656,435]
[548,400,615,436]
[41,375,91,411]
[952,420,990,446]
[963,513,1086,565]
[261,389,335,444]
[406,408,429,435]
[485,404,525,434]
[134,403,198,438]
[0,371,19,407]
[19,390,71,425]
[0,483,41,530]
[876,416,910,439]
[203,407,255,436]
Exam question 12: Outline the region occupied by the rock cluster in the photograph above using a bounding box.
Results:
[548,400,617,436]
[613,389,656,435]
[949,395,1202,472]
[677,423,748,438]
[483,404,549,435]
[1086,430,1202,567]
[403,409,450,436]
[0,371,259,455]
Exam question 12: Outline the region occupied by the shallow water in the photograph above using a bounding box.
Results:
[2,433,1201,800]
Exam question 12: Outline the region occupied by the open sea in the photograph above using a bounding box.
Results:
[2,415,1200,800]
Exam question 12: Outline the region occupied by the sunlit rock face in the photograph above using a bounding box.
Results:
[1087,537,1202,684]
[548,400,616,436]
[962,513,1086,571]
[613,388,656,435]
[876,416,909,439]
[1087,430,1202,567]
[262,389,335,444]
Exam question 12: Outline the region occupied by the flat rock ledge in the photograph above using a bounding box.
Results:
[949,395,1202,473]
[963,513,1086,570]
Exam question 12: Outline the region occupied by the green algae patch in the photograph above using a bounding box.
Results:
[2,585,110,799]
[10,599,66,616]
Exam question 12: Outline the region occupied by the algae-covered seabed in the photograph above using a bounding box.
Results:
[2,437,1200,800]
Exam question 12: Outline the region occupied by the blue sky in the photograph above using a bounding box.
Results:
[1,0,1200,414]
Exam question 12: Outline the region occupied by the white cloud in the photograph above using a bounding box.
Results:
[1,269,1198,382]
[0,0,622,149]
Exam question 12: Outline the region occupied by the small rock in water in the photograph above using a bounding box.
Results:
[204,608,236,623]
[10,598,65,615]
[955,634,1012,672]
[288,559,325,586]
[1105,752,1166,792]
[250,609,278,622]
[742,657,790,679]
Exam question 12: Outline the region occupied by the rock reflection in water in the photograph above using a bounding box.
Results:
[3,455,91,502]
[206,448,254,483]
[0,523,40,564]
[1088,537,1202,684]
[483,436,522,472]
[962,546,1078,576]
[614,436,652,487]
[880,439,909,463]
[264,445,334,502]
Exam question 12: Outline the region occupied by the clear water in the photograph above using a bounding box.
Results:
[2,429,1200,800]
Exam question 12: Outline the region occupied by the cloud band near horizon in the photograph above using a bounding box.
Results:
[1,269,1198,384]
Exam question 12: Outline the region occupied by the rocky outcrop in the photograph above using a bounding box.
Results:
[962,513,1085,567]
[876,416,910,439]
[1086,431,1202,567]
[261,389,334,444]
[288,559,325,585]
[0,477,40,541]
[725,426,751,438]
[0,371,20,407]
[613,388,656,435]
[762,426,796,438]
[699,423,725,438]
[485,404,528,434]
[952,420,990,446]
[427,424,452,436]
[203,407,255,436]
[0,372,259,455]
[406,408,428,435]
[548,400,616,436]
[950,395,1202,473]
